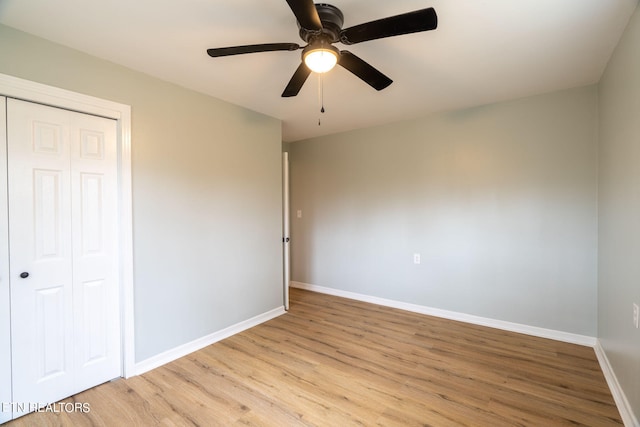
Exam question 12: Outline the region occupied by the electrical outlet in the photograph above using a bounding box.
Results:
[413,253,421,265]
[633,303,639,329]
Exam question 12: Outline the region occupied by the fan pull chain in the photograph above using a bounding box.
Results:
[318,73,325,126]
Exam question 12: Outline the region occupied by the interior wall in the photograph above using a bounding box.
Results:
[0,24,284,362]
[290,86,598,336]
[598,3,640,419]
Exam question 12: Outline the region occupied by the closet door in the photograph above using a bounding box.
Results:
[7,98,120,417]
[0,97,11,424]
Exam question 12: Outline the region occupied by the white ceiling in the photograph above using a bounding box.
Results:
[1,0,637,141]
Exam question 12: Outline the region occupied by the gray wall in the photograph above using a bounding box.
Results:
[598,4,640,418]
[290,86,598,336]
[0,24,284,362]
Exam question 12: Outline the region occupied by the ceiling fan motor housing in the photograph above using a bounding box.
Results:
[298,3,344,43]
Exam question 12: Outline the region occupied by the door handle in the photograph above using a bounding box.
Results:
[20,272,29,279]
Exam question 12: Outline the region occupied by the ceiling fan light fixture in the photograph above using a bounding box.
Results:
[207,3,438,97]
[302,43,339,73]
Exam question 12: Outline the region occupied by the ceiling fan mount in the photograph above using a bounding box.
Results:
[206,1,438,97]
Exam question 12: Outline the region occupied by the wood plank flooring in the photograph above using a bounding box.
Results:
[5,288,622,426]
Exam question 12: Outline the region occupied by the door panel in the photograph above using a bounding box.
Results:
[7,98,120,418]
[70,110,120,391]
[79,279,108,365]
[8,99,75,414]
[34,169,65,259]
[35,286,67,380]
[80,174,104,254]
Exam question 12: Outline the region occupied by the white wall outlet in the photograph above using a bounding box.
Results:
[413,253,421,265]
[633,303,639,329]
[297,210,302,219]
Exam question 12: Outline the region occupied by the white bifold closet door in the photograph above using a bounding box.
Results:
[6,98,121,418]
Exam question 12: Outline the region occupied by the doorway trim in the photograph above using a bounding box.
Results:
[0,73,135,378]
[282,152,290,311]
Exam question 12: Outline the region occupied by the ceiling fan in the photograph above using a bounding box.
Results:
[207,1,438,97]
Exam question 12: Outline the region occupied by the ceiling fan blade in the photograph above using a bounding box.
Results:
[340,8,437,45]
[285,0,322,31]
[338,51,392,91]
[282,63,312,97]
[207,43,300,58]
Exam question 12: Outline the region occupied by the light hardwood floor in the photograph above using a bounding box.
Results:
[6,288,622,426]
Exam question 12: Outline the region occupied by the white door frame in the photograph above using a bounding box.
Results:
[283,152,290,310]
[0,96,11,424]
[0,73,135,378]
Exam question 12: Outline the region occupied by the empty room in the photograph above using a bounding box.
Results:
[0,0,639,425]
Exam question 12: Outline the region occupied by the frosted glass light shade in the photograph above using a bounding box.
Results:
[304,49,338,73]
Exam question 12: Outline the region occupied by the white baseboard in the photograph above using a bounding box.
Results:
[134,306,286,376]
[594,340,638,427]
[290,281,597,347]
